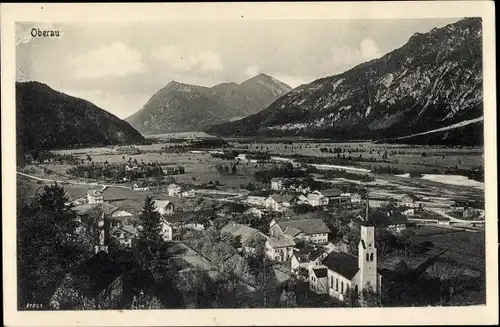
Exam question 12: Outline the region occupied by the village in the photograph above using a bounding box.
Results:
[17,140,486,309]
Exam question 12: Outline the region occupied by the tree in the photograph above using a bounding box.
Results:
[137,196,163,250]
[86,155,92,162]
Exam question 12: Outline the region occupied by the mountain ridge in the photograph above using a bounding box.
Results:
[125,74,292,134]
[16,81,145,155]
[207,18,483,145]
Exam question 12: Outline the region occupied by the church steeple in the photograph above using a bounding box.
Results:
[358,192,377,293]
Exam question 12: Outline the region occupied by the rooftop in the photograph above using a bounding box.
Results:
[269,194,296,203]
[295,245,325,262]
[322,188,343,197]
[322,251,359,280]
[220,223,266,246]
[268,235,296,248]
[276,218,331,235]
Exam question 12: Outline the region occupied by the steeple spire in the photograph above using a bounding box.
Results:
[365,189,369,221]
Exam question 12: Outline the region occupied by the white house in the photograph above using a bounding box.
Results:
[246,190,274,206]
[291,245,328,272]
[271,178,284,191]
[160,218,173,241]
[155,200,175,216]
[340,193,362,204]
[181,188,196,198]
[270,218,330,245]
[264,194,295,212]
[87,190,104,204]
[400,194,419,208]
[265,235,296,262]
[167,184,181,197]
[307,191,329,207]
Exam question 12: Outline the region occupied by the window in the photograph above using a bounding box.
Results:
[370,253,374,261]
[336,278,339,291]
[341,281,344,294]
[330,276,333,287]
[366,253,369,261]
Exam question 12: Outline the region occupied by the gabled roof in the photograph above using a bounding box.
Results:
[72,203,97,216]
[270,177,283,182]
[217,202,250,213]
[269,194,295,203]
[276,218,331,235]
[283,226,302,237]
[322,251,359,280]
[401,193,418,201]
[167,183,181,190]
[322,188,343,197]
[155,199,174,208]
[268,235,295,248]
[312,267,328,278]
[307,193,324,201]
[220,223,267,246]
[368,211,408,227]
[295,245,325,263]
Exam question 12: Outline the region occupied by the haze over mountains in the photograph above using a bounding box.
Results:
[16,81,145,154]
[125,73,291,134]
[207,18,483,145]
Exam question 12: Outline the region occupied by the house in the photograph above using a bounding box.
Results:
[113,225,137,248]
[181,188,196,198]
[155,200,175,216]
[243,207,264,219]
[87,189,104,204]
[309,267,329,294]
[271,178,284,191]
[183,222,205,231]
[264,194,296,212]
[167,183,181,197]
[400,194,419,208]
[71,202,136,229]
[289,183,311,194]
[220,223,268,254]
[307,191,329,207]
[340,193,362,204]
[367,211,407,233]
[216,202,250,218]
[265,235,296,262]
[246,190,274,206]
[291,245,328,271]
[236,153,248,162]
[270,218,330,244]
[400,206,415,216]
[319,220,382,302]
[160,218,173,241]
[322,188,343,204]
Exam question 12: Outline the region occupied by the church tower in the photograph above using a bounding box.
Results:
[357,192,378,294]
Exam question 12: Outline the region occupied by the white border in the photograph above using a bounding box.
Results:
[2,2,497,326]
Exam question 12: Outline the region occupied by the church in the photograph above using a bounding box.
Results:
[309,208,382,302]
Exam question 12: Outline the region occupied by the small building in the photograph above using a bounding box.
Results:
[221,222,267,254]
[400,194,419,208]
[155,200,175,216]
[307,191,329,207]
[236,153,248,162]
[340,193,362,204]
[167,184,181,197]
[160,218,173,241]
[243,207,264,219]
[367,211,408,233]
[246,190,274,206]
[113,225,138,248]
[270,218,330,245]
[291,245,328,272]
[87,189,104,204]
[289,183,311,194]
[266,235,296,262]
[322,188,343,204]
[271,178,284,191]
[180,188,196,198]
[264,194,296,212]
[437,217,451,226]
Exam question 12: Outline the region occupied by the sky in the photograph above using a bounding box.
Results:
[16,18,462,119]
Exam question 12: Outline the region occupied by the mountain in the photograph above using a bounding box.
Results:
[126,74,291,134]
[210,73,292,117]
[16,81,145,154]
[207,18,483,145]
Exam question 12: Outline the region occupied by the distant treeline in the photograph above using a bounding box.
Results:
[66,162,164,181]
